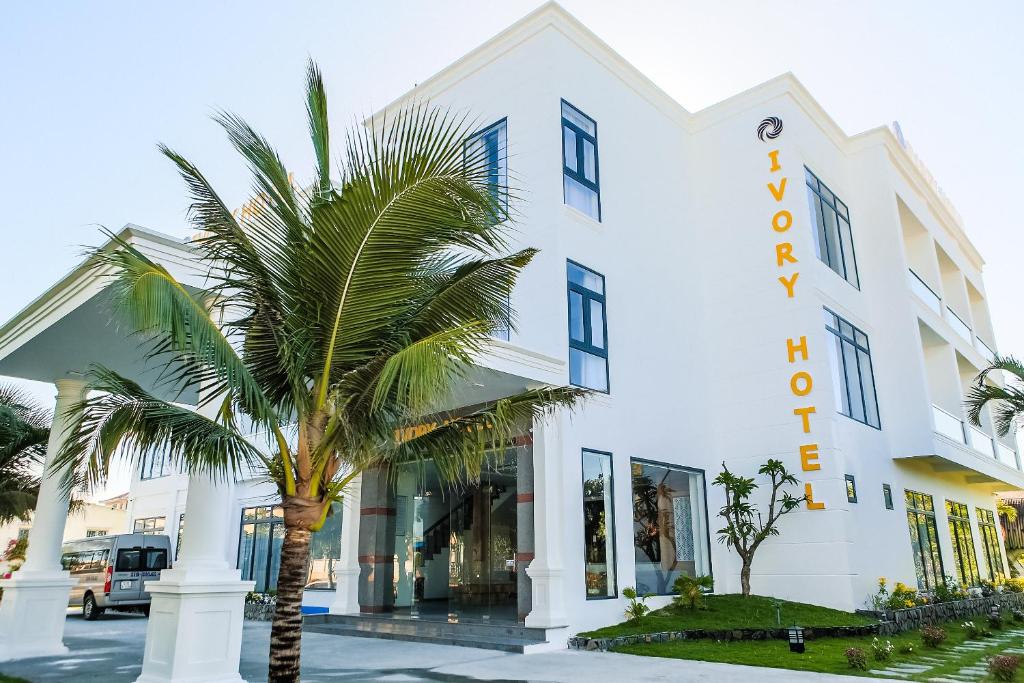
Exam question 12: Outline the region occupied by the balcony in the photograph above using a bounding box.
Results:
[931,404,1018,464]
[975,337,996,364]
[944,306,972,343]
[908,269,941,315]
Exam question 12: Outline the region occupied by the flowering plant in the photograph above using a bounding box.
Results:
[871,637,894,662]
[988,654,1021,682]
[921,624,947,648]
[962,621,982,639]
[845,647,868,670]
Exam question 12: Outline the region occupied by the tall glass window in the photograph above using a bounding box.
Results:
[977,508,1006,581]
[237,504,343,593]
[805,167,858,287]
[905,490,944,591]
[140,451,171,479]
[631,460,710,595]
[567,260,609,392]
[465,119,508,220]
[946,501,980,586]
[582,449,616,598]
[561,100,600,220]
[824,308,881,428]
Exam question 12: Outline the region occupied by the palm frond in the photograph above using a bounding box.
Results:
[966,356,1024,434]
[54,365,266,493]
[306,60,331,199]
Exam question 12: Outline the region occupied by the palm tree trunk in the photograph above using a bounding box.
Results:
[268,524,312,683]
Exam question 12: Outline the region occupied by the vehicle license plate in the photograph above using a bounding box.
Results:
[120,580,133,589]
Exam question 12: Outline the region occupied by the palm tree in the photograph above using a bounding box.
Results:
[966,356,1024,438]
[0,384,50,525]
[54,62,586,683]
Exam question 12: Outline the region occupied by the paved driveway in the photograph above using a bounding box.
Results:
[1,612,888,682]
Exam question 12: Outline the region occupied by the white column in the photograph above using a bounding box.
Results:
[135,474,253,683]
[329,473,361,615]
[0,378,86,661]
[524,410,568,629]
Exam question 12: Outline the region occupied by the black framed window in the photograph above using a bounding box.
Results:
[237,503,343,593]
[465,118,508,220]
[883,484,894,510]
[561,100,600,220]
[845,475,858,503]
[977,508,1006,581]
[905,490,944,591]
[631,459,711,596]
[946,500,981,587]
[567,260,609,392]
[133,516,165,535]
[824,308,880,428]
[805,167,858,287]
[582,449,616,599]
[140,451,171,480]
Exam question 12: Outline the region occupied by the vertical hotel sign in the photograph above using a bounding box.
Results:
[759,116,825,511]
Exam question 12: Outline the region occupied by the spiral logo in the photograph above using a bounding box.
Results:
[757,116,783,142]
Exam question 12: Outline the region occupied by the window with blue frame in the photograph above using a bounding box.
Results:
[465,118,508,219]
[567,260,608,391]
[805,167,859,288]
[561,101,600,220]
[824,308,880,428]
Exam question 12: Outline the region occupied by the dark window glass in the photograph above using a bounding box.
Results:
[905,490,944,591]
[116,548,143,572]
[845,475,858,503]
[977,508,1006,581]
[567,261,608,392]
[631,460,710,595]
[465,119,508,217]
[238,504,342,592]
[883,484,894,510]
[582,450,616,598]
[144,548,168,571]
[824,308,881,428]
[176,513,185,559]
[307,502,344,590]
[805,167,859,287]
[946,501,981,587]
[561,101,600,220]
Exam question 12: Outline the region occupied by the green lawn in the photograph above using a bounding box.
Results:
[579,594,878,639]
[613,620,1024,681]
[0,675,30,683]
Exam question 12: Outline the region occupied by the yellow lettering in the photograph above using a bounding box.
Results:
[805,482,825,510]
[768,177,787,202]
[793,406,816,433]
[778,272,799,297]
[768,149,781,172]
[775,242,797,267]
[790,371,813,396]
[800,444,820,471]
[786,336,808,363]
[772,210,793,232]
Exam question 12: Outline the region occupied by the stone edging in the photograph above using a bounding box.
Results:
[244,603,276,621]
[568,625,878,651]
[863,592,1024,636]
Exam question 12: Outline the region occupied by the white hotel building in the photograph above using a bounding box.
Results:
[1,2,1021,662]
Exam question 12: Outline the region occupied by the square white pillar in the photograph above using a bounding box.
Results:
[135,474,253,683]
[329,474,361,615]
[524,411,569,629]
[0,379,85,661]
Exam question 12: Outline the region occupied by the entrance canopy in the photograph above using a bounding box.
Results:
[0,225,204,403]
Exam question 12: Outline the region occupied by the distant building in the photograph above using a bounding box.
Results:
[0,499,128,570]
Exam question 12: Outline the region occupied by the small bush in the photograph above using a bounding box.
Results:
[622,587,653,624]
[898,642,915,655]
[932,578,968,604]
[1005,578,1024,593]
[988,654,1022,682]
[672,574,713,611]
[921,624,947,648]
[845,647,868,671]
[963,620,983,639]
[884,581,927,610]
[1012,608,1024,623]
[871,637,894,662]
[991,612,1005,630]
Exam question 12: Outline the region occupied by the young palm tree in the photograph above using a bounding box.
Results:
[0,384,50,524]
[54,62,586,682]
[966,356,1024,437]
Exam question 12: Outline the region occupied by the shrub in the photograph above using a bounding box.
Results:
[988,654,1022,682]
[885,581,926,610]
[1012,608,1024,623]
[991,611,1004,630]
[870,577,889,611]
[898,642,915,655]
[845,647,868,671]
[1005,578,1024,593]
[623,587,653,624]
[963,621,983,639]
[932,577,968,603]
[981,579,998,597]
[871,637,894,662]
[921,624,947,648]
[672,575,713,611]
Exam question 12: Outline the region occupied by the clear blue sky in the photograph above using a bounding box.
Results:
[2,1,1022,447]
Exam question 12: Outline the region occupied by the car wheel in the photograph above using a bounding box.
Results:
[83,594,103,621]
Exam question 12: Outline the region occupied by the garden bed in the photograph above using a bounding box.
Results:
[863,592,1024,635]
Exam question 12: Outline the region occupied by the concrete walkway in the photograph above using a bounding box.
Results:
[1,612,890,682]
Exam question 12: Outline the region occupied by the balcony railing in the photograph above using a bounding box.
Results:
[944,306,972,342]
[933,404,1022,471]
[908,269,942,315]
[975,337,996,364]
